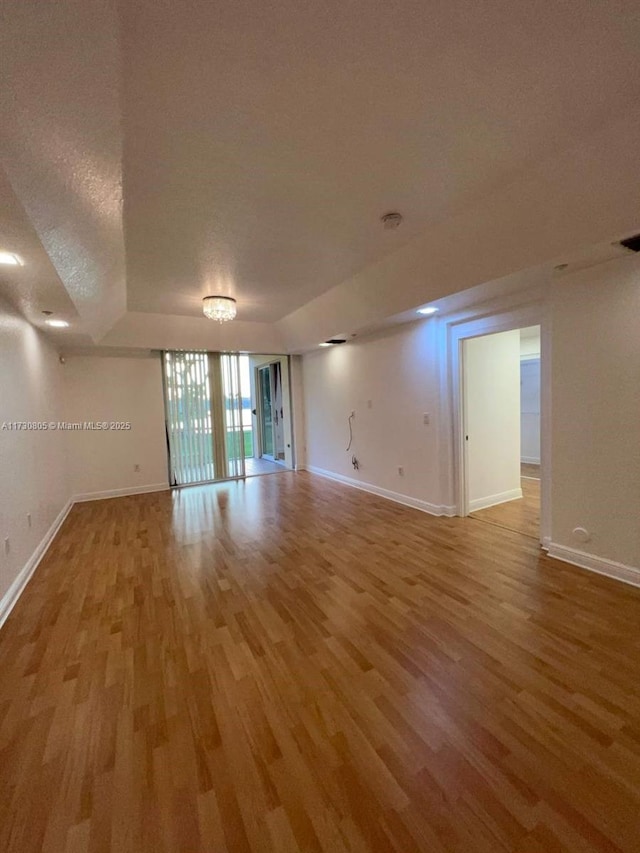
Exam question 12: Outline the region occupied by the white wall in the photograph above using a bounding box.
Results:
[63,354,169,499]
[302,320,445,511]
[0,298,70,607]
[464,330,522,511]
[520,328,541,359]
[520,327,541,464]
[520,358,541,464]
[290,355,306,470]
[551,257,640,569]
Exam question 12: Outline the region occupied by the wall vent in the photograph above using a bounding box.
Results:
[619,233,640,253]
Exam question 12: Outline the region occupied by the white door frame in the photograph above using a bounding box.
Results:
[252,356,295,469]
[446,302,551,547]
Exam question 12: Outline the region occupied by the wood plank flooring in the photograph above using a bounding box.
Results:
[470,478,540,540]
[1,472,640,852]
[244,457,288,477]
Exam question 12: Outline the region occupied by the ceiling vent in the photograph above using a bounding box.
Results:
[619,233,640,253]
[325,338,347,345]
[381,212,403,230]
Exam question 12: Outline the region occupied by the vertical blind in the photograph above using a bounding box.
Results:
[162,351,245,485]
[221,353,245,479]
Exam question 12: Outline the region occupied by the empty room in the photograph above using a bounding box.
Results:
[1,2,640,852]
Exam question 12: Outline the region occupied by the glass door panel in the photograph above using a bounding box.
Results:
[258,366,275,459]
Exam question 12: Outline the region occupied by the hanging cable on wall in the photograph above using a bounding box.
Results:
[345,411,359,468]
[345,411,354,452]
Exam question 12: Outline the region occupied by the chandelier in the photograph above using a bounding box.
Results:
[203,295,237,323]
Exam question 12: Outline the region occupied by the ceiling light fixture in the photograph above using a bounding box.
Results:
[203,295,237,323]
[0,251,23,266]
[45,319,70,328]
[417,306,438,316]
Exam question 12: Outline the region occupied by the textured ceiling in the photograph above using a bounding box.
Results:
[119,0,640,322]
[2,0,640,346]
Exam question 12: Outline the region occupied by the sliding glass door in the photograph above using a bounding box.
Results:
[256,361,286,462]
[162,351,245,486]
[258,365,275,460]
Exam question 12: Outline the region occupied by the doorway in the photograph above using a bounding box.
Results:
[461,325,542,540]
[245,355,293,476]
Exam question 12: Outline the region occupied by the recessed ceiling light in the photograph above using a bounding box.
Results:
[45,319,69,328]
[0,251,23,266]
[417,306,438,316]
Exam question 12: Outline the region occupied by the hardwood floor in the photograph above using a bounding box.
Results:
[470,478,540,540]
[244,457,287,477]
[1,472,640,852]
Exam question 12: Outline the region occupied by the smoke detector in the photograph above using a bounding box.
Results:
[381,212,403,230]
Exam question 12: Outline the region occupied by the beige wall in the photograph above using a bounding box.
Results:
[302,320,445,511]
[551,257,640,568]
[464,330,521,511]
[290,355,306,470]
[63,354,168,499]
[520,328,541,358]
[0,298,69,604]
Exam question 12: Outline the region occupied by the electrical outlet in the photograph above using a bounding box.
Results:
[398,466,404,476]
[4,538,9,555]
[423,413,430,425]
[27,513,32,528]
[134,464,141,473]
[350,410,355,419]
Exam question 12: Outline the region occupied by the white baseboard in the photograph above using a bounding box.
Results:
[0,498,73,630]
[468,488,522,513]
[547,542,640,588]
[305,465,456,517]
[521,456,540,465]
[73,482,169,503]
